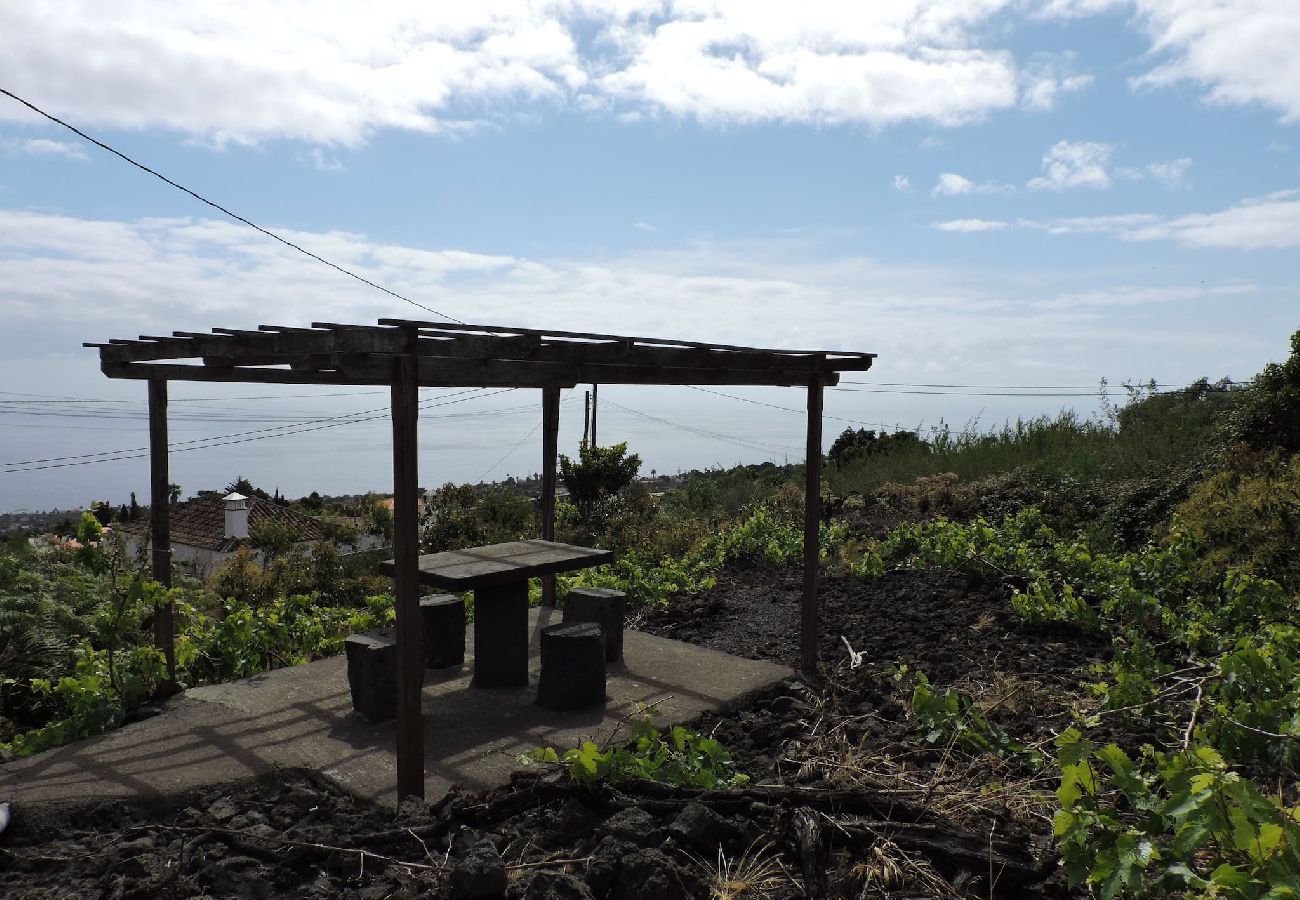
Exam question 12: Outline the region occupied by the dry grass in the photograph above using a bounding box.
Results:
[850,835,961,898]
[693,840,795,899]
[780,677,1055,829]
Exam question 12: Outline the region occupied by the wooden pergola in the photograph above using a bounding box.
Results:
[87,319,875,800]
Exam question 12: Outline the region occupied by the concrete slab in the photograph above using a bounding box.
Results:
[0,608,791,808]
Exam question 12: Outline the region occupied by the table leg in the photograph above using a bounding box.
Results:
[472,580,530,687]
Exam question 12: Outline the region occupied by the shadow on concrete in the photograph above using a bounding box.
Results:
[1,608,791,808]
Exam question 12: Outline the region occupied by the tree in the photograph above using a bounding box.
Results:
[559,441,641,538]
[367,499,394,544]
[225,476,271,501]
[128,492,140,521]
[168,484,182,507]
[827,427,929,468]
[249,518,298,562]
[1231,329,1300,454]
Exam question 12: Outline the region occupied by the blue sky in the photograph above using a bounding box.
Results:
[1,1,1297,512]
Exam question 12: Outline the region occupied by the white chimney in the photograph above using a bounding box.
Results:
[224,492,250,539]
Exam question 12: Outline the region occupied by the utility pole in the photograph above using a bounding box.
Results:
[591,383,598,447]
[582,390,590,448]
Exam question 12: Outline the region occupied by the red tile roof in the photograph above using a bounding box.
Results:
[117,495,329,552]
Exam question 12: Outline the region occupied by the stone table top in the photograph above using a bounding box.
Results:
[380,539,613,590]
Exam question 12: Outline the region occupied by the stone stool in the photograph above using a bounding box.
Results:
[344,629,397,723]
[420,593,465,669]
[563,587,626,662]
[536,622,606,711]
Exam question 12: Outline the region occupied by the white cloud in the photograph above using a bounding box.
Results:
[631,221,658,231]
[1028,140,1113,190]
[893,174,912,192]
[1116,157,1192,190]
[919,136,946,150]
[1037,0,1300,123]
[932,217,1009,231]
[932,172,1014,196]
[0,2,1117,143]
[1019,51,1093,111]
[1126,190,1300,249]
[937,191,1300,249]
[0,137,89,160]
[301,148,345,173]
[1130,0,1300,123]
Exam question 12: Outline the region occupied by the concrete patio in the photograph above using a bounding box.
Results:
[0,608,791,809]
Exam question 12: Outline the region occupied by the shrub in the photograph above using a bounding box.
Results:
[1173,449,1300,591]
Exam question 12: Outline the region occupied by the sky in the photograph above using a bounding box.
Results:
[1,0,1298,513]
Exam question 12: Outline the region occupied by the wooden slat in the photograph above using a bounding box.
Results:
[379,317,876,361]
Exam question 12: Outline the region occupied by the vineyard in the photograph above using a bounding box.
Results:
[2,331,1299,898]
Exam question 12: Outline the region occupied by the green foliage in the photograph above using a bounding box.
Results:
[559,503,848,607]
[1053,728,1300,899]
[559,441,641,538]
[1173,449,1300,591]
[421,483,536,553]
[910,672,1041,762]
[1230,329,1300,455]
[0,534,396,758]
[249,517,300,560]
[828,427,929,468]
[526,713,748,790]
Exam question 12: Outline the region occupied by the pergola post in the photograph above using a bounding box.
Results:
[147,378,176,684]
[801,377,824,678]
[390,343,424,801]
[540,385,561,606]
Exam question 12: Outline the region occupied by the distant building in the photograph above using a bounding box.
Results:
[118,491,330,577]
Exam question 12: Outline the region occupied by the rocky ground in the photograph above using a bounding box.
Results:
[1,566,1114,898]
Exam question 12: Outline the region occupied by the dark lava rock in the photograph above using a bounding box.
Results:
[596,808,662,847]
[616,847,704,900]
[668,802,734,851]
[452,842,508,899]
[554,798,602,838]
[586,836,634,896]
[509,870,596,899]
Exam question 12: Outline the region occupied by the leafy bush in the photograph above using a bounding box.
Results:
[1054,729,1300,899]
[527,713,748,789]
[910,672,1040,762]
[1172,448,1300,591]
[1230,329,1300,454]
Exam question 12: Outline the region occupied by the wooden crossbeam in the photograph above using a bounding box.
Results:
[102,357,839,388]
[377,317,876,361]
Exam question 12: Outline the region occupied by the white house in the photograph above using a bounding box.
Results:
[119,492,331,577]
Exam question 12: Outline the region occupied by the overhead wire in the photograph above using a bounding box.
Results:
[2,389,518,471]
[0,86,465,324]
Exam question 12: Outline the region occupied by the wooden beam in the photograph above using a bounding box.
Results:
[540,385,561,607]
[379,317,878,362]
[390,337,424,802]
[801,378,824,679]
[147,378,176,685]
[101,358,838,388]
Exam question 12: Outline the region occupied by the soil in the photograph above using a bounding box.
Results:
[2,565,1115,898]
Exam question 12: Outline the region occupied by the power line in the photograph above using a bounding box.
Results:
[685,385,902,430]
[0,389,386,403]
[605,399,800,457]
[478,420,545,483]
[3,388,507,470]
[0,86,464,324]
[4,390,575,474]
